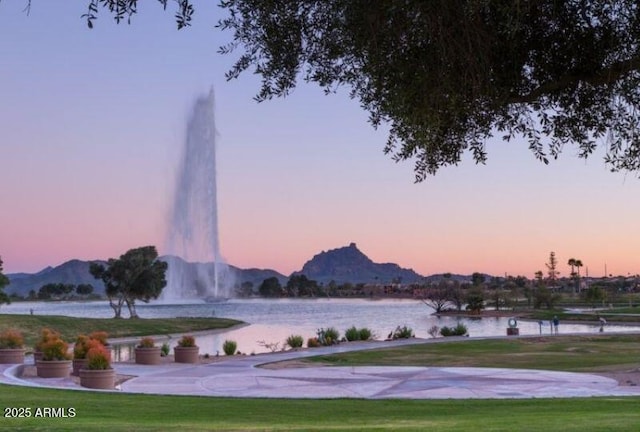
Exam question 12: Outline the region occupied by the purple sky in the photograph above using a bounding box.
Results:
[1,1,639,278]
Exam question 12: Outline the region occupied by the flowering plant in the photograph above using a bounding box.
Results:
[177,335,196,348]
[73,335,91,359]
[40,337,71,361]
[137,337,155,348]
[0,329,24,349]
[86,341,111,370]
[35,328,60,352]
[89,331,109,346]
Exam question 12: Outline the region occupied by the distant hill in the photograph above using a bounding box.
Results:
[5,247,491,298]
[6,260,107,297]
[234,266,288,287]
[292,242,425,284]
[6,257,287,298]
[161,255,288,293]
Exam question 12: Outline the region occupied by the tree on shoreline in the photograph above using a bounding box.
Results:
[0,257,10,308]
[417,283,451,314]
[258,277,282,298]
[546,252,560,284]
[90,246,168,319]
[568,257,584,294]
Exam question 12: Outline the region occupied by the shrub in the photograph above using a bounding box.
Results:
[138,337,155,348]
[88,331,109,346]
[307,337,320,348]
[317,327,340,346]
[222,339,237,356]
[0,329,24,349]
[454,323,468,336]
[427,325,440,338]
[73,335,90,360]
[161,342,170,357]
[41,337,70,361]
[257,340,281,352]
[358,327,373,341]
[345,326,373,341]
[35,328,61,352]
[440,323,468,337]
[178,335,196,348]
[86,341,111,370]
[324,327,340,343]
[286,335,304,349]
[391,325,414,339]
[344,326,360,341]
[440,326,452,336]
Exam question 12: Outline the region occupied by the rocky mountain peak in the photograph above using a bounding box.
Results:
[293,243,423,284]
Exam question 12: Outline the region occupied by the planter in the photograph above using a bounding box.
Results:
[79,368,115,389]
[36,360,71,378]
[72,358,89,376]
[0,348,25,364]
[134,347,161,365]
[174,346,199,364]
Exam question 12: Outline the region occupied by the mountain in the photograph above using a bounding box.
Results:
[292,242,425,284]
[160,255,288,292]
[6,257,287,298]
[6,260,107,297]
[234,266,288,287]
[5,246,484,298]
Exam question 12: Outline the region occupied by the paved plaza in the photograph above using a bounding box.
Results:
[3,338,640,399]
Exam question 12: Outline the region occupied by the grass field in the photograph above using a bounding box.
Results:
[0,315,243,348]
[307,334,640,372]
[2,317,640,430]
[1,384,639,431]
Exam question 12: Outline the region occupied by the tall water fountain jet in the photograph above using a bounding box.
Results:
[163,89,232,301]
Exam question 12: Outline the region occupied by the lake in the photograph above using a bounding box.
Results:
[4,298,640,357]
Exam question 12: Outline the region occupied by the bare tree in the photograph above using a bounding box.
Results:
[417,283,451,313]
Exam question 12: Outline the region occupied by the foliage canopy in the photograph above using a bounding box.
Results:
[90,245,168,319]
[28,1,640,180]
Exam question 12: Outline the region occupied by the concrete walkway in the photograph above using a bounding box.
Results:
[4,338,640,399]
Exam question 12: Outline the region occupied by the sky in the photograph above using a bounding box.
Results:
[1,1,639,279]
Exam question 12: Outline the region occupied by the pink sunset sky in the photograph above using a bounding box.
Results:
[1,2,639,279]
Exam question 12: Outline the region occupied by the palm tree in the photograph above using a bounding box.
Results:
[575,259,583,277]
[567,258,584,294]
[574,259,584,293]
[567,258,577,277]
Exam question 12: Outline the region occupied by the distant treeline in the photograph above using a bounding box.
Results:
[19,283,96,300]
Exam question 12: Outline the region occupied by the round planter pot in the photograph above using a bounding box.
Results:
[135,347,161,365]
[79,368,115,389]
[174,346,199,364]
[36,360,71,378]
[72,358,89,376]
[0,348,25,364]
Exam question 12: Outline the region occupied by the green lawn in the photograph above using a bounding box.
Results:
[0,315,243,348]
[0,384,639,431]
[308,334,640,372]
[2,317,640,430]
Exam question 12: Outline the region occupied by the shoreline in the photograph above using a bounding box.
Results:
[434,309,640,325]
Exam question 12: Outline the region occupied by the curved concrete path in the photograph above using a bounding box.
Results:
[4,337,640,399]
